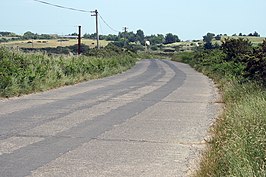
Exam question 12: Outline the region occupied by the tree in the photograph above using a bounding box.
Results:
[69,33,78,36]
[69,44,90,54]
[248,33,253,36]
[154,34,165,44]
[215,35,222,40]
[106,34,119,41]
[127,32,137,42]
[39,34,54,39]
[118,31,136,43]
[164,33,180,44]
[146,34,165,45]
[253,31,260,37]
[136,29,145,45]
[203,33,215,43]
[83,33,97,39]
[23,31,37,40]
[0,32,12,36]
[203,33,215,49]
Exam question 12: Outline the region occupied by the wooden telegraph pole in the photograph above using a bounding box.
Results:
[123,27,128,47]
[91,10,99,49]
[78,26,81,55]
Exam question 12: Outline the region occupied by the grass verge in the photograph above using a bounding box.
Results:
[0,47,137,98]
[172,51,266,176]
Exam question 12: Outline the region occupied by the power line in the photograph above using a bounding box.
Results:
[33,0,121,34]
[33,0,90,13]
[99,16,104,34]
[98,13,120,33]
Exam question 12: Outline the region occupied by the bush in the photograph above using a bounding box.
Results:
[221,38,252,62]
[22,44,90,55]
[84,43,137,58]
[0,38,8,43]
[244,54,266,84]
[126,44,145,52]
[0,47,137,97]
[173,50,245,80]
[150,45,158,51]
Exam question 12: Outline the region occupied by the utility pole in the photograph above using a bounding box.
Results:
[123,27,128,47]
[91,9,99,49]
[123,27,128,33]
[78,25,81,55]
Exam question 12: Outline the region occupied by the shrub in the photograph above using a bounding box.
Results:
[0,47,137,97]
[221,38,252,62]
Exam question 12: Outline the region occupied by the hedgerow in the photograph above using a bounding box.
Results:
[0,45,137,97]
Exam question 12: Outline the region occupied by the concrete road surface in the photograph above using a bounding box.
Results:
[0,59,221,177]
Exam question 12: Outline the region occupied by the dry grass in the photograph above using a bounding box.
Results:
[220,36,265,46]
[0,39,109,49]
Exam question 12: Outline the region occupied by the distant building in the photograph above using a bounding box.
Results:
[145,40,150,46]
[59,35,78,39]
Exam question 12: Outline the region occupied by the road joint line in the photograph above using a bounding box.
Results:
[91,138,207,146]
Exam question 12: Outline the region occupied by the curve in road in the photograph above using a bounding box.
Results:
[0,59,221,177]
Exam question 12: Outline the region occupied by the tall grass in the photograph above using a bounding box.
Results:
[0,47,136,97]
[198,81,266,177]
[172,51,266,176]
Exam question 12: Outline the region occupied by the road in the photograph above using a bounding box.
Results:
[0,59,221,177]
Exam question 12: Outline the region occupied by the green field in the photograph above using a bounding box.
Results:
[210,36,265,47]
[161,36,266,53]
[221,36,265,44]
[0,39,109,49]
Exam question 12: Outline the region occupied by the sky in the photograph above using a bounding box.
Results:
[1,0,266,40]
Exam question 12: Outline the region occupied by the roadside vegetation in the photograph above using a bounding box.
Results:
[0,44,137,98]
[0,29,180,98]
[172,38,266,176]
